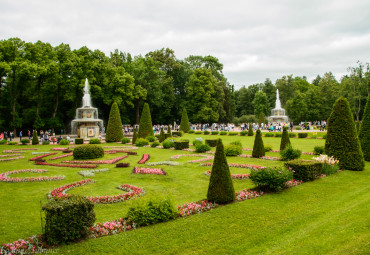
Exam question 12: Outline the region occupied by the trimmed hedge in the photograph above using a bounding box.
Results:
[224,144,242,156]
[228,132,238,136]
[105,102,124,142]
[280,146,302,161]
[313,146,325,155]
[274,132,282,137]
[121,137,130,144]
[205,139,218,147]
[174,140,189,150]
[211,131,219,135]
[359,95,370,161]
[60,139,69,145]
[298,133,308,138]
[285,159,323,182]
[159,128,165,143]
[203,130,210,135]
[32,130,39,145]
[20,139,30,145]
[194,131,202,134]
[280,127,291,151]
[89,138,101,144]
[0,139,7,144]
[188,130,195,134]
[172,131,183,137]
[250,167,293,191]
[288,133,297,138]
[240,131,247,136]
[73,144,104,159]
[138,103,153,138]
[179,108,190,133]
[247,123,254,136]
[42,195,95,245]
[75,138,84,144]
[252,129,265,158]
[135,138,149,147]
[132,129,138,144]
[264,133,274,137]
[162,139,175,149]
[195,143,211,153]
[220,131,227,135]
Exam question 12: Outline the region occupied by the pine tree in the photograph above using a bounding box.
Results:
[32,130,39,145]
[359,95,370,161]
[207,139,235,204]
[138,103,153,138]
[325,97,364,170]
[252,129,265,158]
[105,102,124,142]
[179,108,190,133]
[159,127,165,143]
[280,126,291,151]
[247,123,254,136]
[132,129,138,144]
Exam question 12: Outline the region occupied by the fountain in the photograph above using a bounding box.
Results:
[71,79,104,139]
[267,89,289,123]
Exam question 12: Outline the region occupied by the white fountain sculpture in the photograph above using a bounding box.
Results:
[267,89,289,123]
[71,79,104,139]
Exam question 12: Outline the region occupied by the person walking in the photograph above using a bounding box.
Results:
[19,130,22,141]
[28,130,31,140]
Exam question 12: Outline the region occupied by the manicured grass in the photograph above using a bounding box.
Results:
[1,135,368,254]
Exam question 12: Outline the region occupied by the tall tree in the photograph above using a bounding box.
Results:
[252,91,269,117]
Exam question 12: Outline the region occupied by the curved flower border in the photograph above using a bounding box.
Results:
[35,161,97,168]
[238,154,281,161]
[0,153,22,157]
[146,161,181,166]
[171,154,214,163]
[200,162,266,170]
[3,148,39,153]
[0,156,25,162]
[132,167,167,175]
[61,155,128,164]
[138,154,150,164]
[49,153,73,160]
[203,170,250,180]
[30,153,57,161]
[0,169,65,182]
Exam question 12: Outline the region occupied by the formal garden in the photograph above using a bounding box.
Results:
[0,96,369,254]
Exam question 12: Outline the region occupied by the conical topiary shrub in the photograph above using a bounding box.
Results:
[325,97,364,170]
[132,129,138,144]
[252,129,265,158]
[138,103,153,138]
[32,130,39,145]
[179,108,190,133]
[159,127,165,143]
[167,124,172,136]
[359,95,370,161]
[280,126,291,151]
[105,102,124,143]
[207,139,235,204]
[247,123,254,136]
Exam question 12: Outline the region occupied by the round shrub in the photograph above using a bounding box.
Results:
[203,130,210,135]
[250,167,293,191]
[121,137,131,144]
[264,132,274,137]
[288,133,297,138]
[195,143,211,153]
[280,146,301,161]
[89,138,101,144]
[8,141,17,145]
[0,139,7,145]
[162,139,175,149]
[205,139,218,147]
[211,131,219,135]
[73,144,104,159]
[59,139,70,145]
[151,141,160,148]
[193,138,203,147]
[135,138,149,147]
[188,130,195,134]
[298,133,308,138]
[220,131,227,135]
[20,139,30,145]
[224,144,242,156]
[146,136,156,142]
[313,146,325,155]
[264,144,273,152]
[194,131,202,134]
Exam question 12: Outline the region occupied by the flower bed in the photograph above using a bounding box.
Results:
[35,161,97,168]
[3,148,39,153]
[0,153,22,157]
[1,234,45,255]
[285,179,303,188]
[31,152,51,155]
[138,154,150,164]
[171,154,214,163]
[238,154,281,161]
[78,168,110,177]
[203,170,250,180]
[49,153,73,160]
[61,155,128,164]
[29,153,57,161]
[178,200,218,217]
[132,167,167,175]
[49,179,144,204]
[200,162,266,170]
[51,148,69,151]
[235,189,264,201]
[146,161,181,166]
[0,156,25,162]
[0,169,65,182]
[89,218,135,238]
[104,146,138,150]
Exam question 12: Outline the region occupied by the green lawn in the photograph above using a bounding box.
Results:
[0,134,369,254]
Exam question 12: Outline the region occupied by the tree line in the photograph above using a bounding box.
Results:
[0,38,369,134]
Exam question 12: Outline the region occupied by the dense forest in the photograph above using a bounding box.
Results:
[0,38,369,134]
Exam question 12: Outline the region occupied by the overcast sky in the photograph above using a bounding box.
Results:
[1,0,370,89]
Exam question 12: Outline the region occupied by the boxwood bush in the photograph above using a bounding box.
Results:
[288,133,297,138]
[20,139,30,145]
[73,144,104,159]
[250,167,293,191]
[146,136,156,142]
[298,133,308,138]
[195,143,211,153]
[188,130,195,134]
[274,132,282,137]
[284,159,323,182]
[174,140,189,150]
[0,139,7,145]
[192,138,203,147]
[264,132,274,137]
[42,141,50,145]
[224,144,242,156]
[151,141,160,148]
[75,138,84,144]
[121,137,131,144]
[172,131,183,137]
[228,132,238,136]
[240,131,248,136]
[313,146,325,155]
[162,138,175,149]
[194,131,202,134]
[89,138,101,144]
[280,146,301,161]
[205,139,218,147]
[220,131,227,135]
[211,131,219,135]
[203,130,210,135]
[59,139,70,145]
[135,138,149,147]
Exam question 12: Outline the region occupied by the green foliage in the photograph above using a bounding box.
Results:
[75,138,84,144]
[240,131,247,136]
[174,140,189,150]
[172,131,183,137]
[230,140,242,147]
[179,108,190,133]
[298,133,308,138]
[203,130,210,135]
[250,167,293,191]
[358,95,370,161]
[42,195,95,245]
[159,128,165,143]
[0,140,7,145]
[284,159,323,182]
[188,130,195,134]
[121,137,130,144]
[135,138,149,147]
[253,91,269,117]
[252,129,265,158]
[42,141,50,145]
[167,125,172,136]
[138,103,153,139]
[313,146,325,155]
[220,131,227,135]
[195,143,211,153]
[211,131,219,135]
[228,132,238,136]
[288,133,297,138]
[274,133,282,137]
[73,144,104,159]
[151,141,160,148]
[32,130,39,145]
[207,139,235,204]
[105,102,124,142]
[280,146,302,161]
[325,97,365,171]
[264,144,273,152]
[146,136,156,142]
[280,127,291,151]
[132,129,138,144]
[247,123,254,136]
[205,139,218,147]
[162,138,175,149]
[194,131,202,134]
[224,144,242,156]
[89,138,101,144]
[192,138,203,147]
[59,139,70,145]
[20,139,30,145]
[264,132,274,137]
[126,197,177,227]
[322,163,340,175]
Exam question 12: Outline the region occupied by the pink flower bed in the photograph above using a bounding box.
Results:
[0,156,24,162]
[235,189,264,201]
[171,154,214,163]
[203,170,250,180]
[49,153,73,160]
[132,167,167,175]
[61,156,128,164]
[89,218,136,238]
[3,148,38,153]
[51,148,69,151]
[238,154,281,161]
[200,162,266,170]
[0,153,22,157]
[0,169,65,183]
[285,179,303,188]
[1,235,45,255]
[178,200,217,217]
[29,153,57,161]
[35,161,97,168]
[138,154,150,164]
[49,179,143,204]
